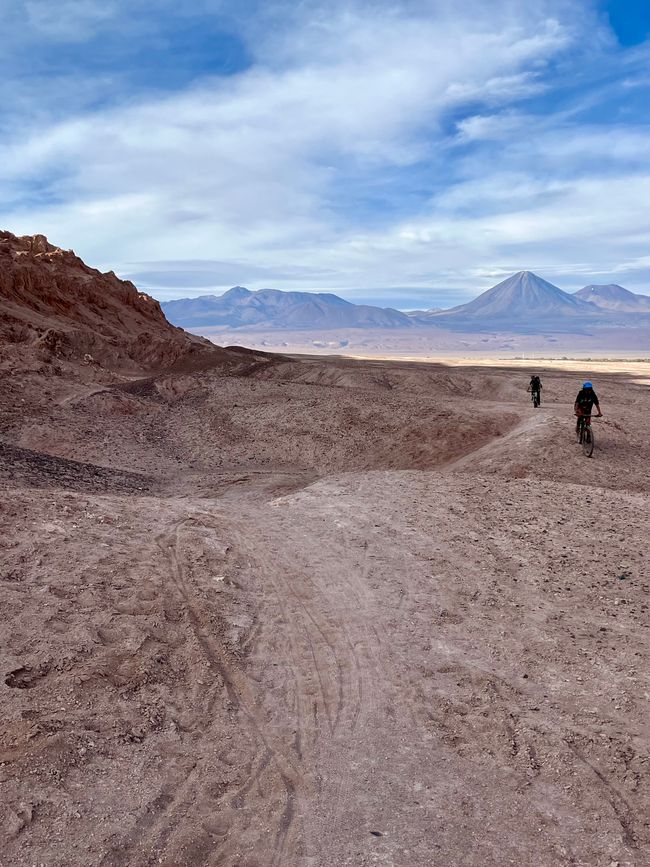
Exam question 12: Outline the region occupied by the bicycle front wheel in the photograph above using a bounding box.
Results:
[582,425,594,457]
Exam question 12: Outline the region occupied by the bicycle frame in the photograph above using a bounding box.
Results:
[576,414,596,457]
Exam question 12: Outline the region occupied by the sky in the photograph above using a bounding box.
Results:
[2,0,650,308]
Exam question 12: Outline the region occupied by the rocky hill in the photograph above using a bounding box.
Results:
[0,231,245,376]
[162,286,412,330]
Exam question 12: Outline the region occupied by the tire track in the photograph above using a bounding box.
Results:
[219,500,387,862]
[102,513,303,867]
[163,517,304,866]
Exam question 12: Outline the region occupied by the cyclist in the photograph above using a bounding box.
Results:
[528,374,542,406]
[574,381,602,435]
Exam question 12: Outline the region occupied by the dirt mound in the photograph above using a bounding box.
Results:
[0,231,259,376]
[0,442,153,494]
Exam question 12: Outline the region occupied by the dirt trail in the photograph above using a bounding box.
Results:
[1,357,649,866]
[213,474,649,866]
[443,408,549,472]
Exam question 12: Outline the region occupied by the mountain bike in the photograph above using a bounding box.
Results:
[576,415,595,457]
[531,389,540,408]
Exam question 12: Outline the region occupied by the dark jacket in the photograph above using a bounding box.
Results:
[575,388,599,414]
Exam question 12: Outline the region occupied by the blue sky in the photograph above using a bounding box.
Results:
[2,0,650,307]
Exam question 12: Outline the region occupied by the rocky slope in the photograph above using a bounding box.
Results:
[0,231,245,376]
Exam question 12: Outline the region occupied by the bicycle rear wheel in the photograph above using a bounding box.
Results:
[582,425,594,457]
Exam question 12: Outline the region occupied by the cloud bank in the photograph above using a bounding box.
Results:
[2,0,650,305]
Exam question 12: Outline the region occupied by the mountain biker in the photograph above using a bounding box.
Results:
[574,381,602,434]
[528,374,542,406]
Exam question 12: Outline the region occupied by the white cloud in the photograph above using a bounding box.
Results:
[5,0,650,298]
[0,4,572,235]
[24,0,116,41]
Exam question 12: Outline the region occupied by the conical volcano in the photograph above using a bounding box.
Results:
[432,271,600,333]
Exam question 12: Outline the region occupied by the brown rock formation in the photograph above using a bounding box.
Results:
[0,230,235,375]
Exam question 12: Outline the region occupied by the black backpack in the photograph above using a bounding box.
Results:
[577,389,593,410]
[531,376,540,389]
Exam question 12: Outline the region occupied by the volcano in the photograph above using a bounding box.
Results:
[574,284,650,313]
[430,271,601,333]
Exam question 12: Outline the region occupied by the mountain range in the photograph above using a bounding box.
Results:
[162,286,412,329]
[162,271,650,335]
[3,227,648,370]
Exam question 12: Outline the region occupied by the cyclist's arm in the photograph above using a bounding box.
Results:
[595,402,602,416]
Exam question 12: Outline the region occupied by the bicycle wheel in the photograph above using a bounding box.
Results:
[582,425,594,457]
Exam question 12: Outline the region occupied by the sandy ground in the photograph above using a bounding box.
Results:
[1,356,649,867]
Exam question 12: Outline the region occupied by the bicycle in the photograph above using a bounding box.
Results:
[576,414,595,457]
[530,389,540,408]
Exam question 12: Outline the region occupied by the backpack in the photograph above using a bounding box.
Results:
[531,376,540,389]
[577,389,593,410]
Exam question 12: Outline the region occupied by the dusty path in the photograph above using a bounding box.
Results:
[1,358,649,866]
[184,471,649,866]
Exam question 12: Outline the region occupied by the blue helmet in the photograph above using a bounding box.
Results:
[583,381,593,389]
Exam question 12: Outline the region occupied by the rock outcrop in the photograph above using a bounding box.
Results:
[0,230,235,375]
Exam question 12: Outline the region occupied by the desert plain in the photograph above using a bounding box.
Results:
[2,342,649,867]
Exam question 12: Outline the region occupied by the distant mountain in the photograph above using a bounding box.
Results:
[428,271,602,333]
[162,287,413,330]
[161,274,650,338]
[574,284,650,313]
[405,307,443,322]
